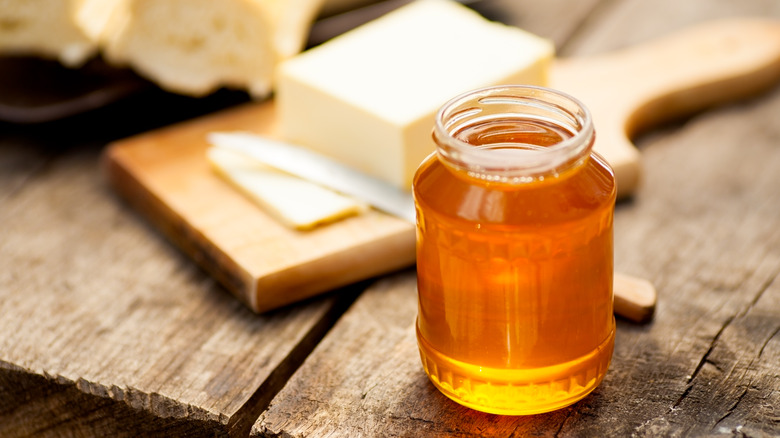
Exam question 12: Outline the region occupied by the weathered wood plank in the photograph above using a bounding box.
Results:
[470,0,603,49]
[254,0,780,436]
[564,0,780,56]
[255,271,583,437]
[0,98,357,437]
[601,85,780,438]
[638,273,780,436]
[0,129,57,206]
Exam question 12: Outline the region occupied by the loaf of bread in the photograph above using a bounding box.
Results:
[3,0,377,98]
[91,0,328,98]
[0,0,102,67]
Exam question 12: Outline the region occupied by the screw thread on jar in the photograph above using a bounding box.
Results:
[433,85,595,184]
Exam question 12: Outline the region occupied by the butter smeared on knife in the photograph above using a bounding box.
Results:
[208,132,417,223]
[206,145,367,230]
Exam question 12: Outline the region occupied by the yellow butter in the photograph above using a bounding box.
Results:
[206,147,366,230]
[277,0,554,190]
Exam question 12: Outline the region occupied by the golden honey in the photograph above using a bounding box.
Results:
[413,86,616,415]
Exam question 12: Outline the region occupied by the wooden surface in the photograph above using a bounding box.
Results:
[0,100,360,437]
[103,102,416,314]
[2,0,779,437]
[101,16,780,315]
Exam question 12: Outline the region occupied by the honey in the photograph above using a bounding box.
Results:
[413,86,616,415]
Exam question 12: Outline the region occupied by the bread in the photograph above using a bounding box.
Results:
[0,0,101,67]
[93,0,326,98]
[0,0,409,98]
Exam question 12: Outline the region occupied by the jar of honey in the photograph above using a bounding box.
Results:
[413,85,617,415]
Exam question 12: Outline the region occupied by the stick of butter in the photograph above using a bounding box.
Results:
[206,146,366,230]
[277,0,554,190]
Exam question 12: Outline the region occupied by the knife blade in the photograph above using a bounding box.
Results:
[207,132,417,223]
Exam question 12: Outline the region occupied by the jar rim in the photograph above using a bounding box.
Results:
[433,85,595,181]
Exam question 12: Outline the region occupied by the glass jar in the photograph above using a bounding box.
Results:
[413,85,616,415]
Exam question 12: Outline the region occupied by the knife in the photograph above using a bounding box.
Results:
[208,132,417,223]
[207,131,656,323]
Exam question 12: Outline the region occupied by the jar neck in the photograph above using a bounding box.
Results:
[433,85,595,183]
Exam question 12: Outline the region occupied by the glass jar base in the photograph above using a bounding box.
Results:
[416,323,615,416]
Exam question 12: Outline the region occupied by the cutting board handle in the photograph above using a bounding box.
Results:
[617,18,780,133]
[553,18,780,198]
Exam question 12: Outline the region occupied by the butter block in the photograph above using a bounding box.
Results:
[277,0,554,190]
[206,147,366,230]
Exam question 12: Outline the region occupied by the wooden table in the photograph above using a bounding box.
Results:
[2,0,779,436]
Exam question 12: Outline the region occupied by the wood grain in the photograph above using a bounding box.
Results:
[103,103,416,313]
[605,81,780,437]
[0,103,360,437]
[2,0,779,436]
[255,271,580,437]
[254,1,780,436]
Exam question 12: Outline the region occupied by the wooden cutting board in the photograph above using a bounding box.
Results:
[103,18,780,313]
